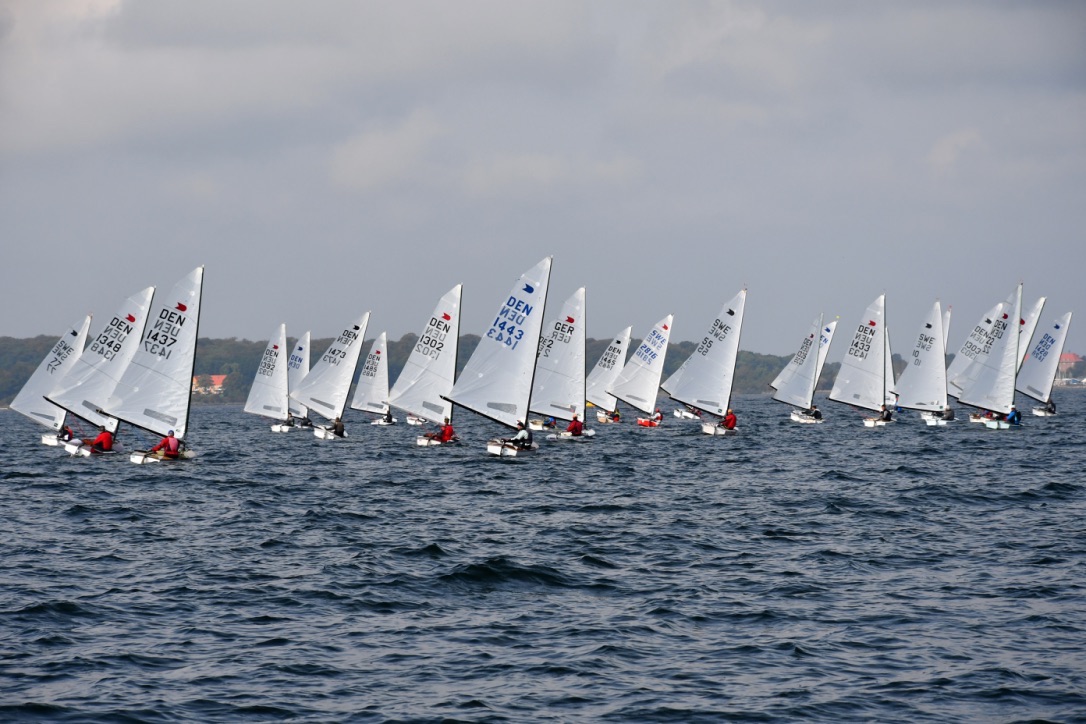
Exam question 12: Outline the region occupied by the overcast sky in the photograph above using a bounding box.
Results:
[2,1,1083,356]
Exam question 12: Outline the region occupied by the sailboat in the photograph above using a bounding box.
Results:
[891,300,951,426]
[661,290,746,436]
[586,326,631,424]
[445,257,552,457]
[102,266,205,464]
[946,301,1002,400]
[528,287,592,439]
[243,323,291,430]
[609,314,674,427]
[350,331,395,424]
[954,284,1022,429]
[11,315,92,446]
[290,313,371,439]
[47,286,156,456]
[384,284,462,446]
[771,315,838,423]
[278,330,311,431]
[828,294,896,427]
[1016,311,1072,417]
[1017,296,1047,371]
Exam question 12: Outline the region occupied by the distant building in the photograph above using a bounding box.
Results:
[192,374,227,395]
[1058,353,1082,375]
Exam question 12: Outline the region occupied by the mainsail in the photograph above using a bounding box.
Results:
[585,326,632,413]
[350,331,391,416]
[829,294,890,413]
[663,290,746,416]
[609,314,674,415]
[1016,311,1072,405]
[287,331,311,419]
[957,284,1023,414]
[772,315,837,410]
[529,287,586,421]
[244,323,290,422]
[891,300,948,412]
[388,284,463,424]
[446,257,552,429]
[11,315,92,431]
[290,313,370,422]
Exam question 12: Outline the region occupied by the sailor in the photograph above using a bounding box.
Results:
[565,414,584,437]
[878,404,893,422]
[82,426,114,453]
[283,411,295,427]
[808,405,823,420]
[330,417,345,437]
[651,408,663,423]
[543,416,557,429]
[383,408,394,424]
[150,430,181,458]
[1006,405,1022,425]
[720,409,737,430]
[425,417,457,443]
[1043,399,1057,415]
[507,421,533,449]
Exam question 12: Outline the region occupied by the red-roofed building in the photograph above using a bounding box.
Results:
[1059,353,1082,375]
[192,374,227,395]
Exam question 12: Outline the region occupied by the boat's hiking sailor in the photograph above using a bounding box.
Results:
[425,418,457,443]
[150,430,181,459]
[506,421,533,449]
[565,414,583,437]
[83,426,114,453]
[719,409,737,430]
[330,417,345,437]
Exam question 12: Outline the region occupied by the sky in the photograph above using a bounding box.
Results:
[2,0,1084,357]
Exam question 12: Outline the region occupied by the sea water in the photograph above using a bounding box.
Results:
[1,394,1084,722]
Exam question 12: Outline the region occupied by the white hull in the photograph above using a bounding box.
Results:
[984,419,1012,430]
[486,439,538,457]
[595,410,619,424]
[789,410,821,424]
[41,434,62,446]
[700,422,737,436]
[64,441,91,457]
[130,449,196,464]
[969,414,987,423]
[416,436,444,447]
[270,424,293,433]
[1032,408,1055,417]
[528,419,545,431]
[924,417,948,426]
[406,415,427,426]
[370,418,397,426]
[674,409,699,420]
[863,418,892,427]
[544,429,596,441]
[314,427,347,440]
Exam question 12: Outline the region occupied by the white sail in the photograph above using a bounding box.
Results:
[891,300,947,411]
[529,287,586,421]
[290,313,370,422]
[388,284,462,424]
[957,284,1022,414]
[942,305,952,351]
[103,267,204,440]
[664,291,746,416]
[1016,311,1072,404]
[47,286,156,433]
[287,331,311,418]
[11,315,92,431]
[1017,296,1047,371]
[244,323,289,421]
[829,295,888,413]
[585,326,632,413]
[946,295,1012,398]
[446,257,552,429]
[609,314,674,415]
[350,331,390,416]
[884,325,897,407]
[772,315,837,410]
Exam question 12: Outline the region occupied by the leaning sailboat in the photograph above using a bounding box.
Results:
[11,315,92,446]
[610,315,674,427]
[662,290,746,436]
[529,287,588,435]
[829,294,895,426]
[282,330,312,430]
[290,313,371,439]
[1016,311,1072,417]
[244,323,291,430]
[102,266,205,464]
[955,284,1023,429]
[892,300,950,425]
[586,326,631,424]
[445,257,552,456]
[386,284,462,446]
[350,331,394,424]
[771,315,837,423]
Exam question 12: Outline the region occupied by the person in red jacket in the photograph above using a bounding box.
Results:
[565,414,584,437]
[150,430,181,458]
[425,418,457,444]
[720,409,737,430]
[82,427,114,453]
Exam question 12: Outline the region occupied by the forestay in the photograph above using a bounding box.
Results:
[290,313,370,422]
[529,287,586,421]
[244,323,289,421]
[585,326,631,413]
[892,300,947,412]
[446,257,552,429]
[663,290,746,416]
[350,331,390,416]
[957,284,1022,414]
[609,314,674,415]
[11,315,92,431]
[388,284,462,425]
[103,267,204,440]
[287,331,311,419]
[1016,311,1072,404]
[47,286,156,433]
[829,294,890,413]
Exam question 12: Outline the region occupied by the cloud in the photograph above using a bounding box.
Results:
[463,153,642,198]
[329,111,445,193]
[926,129,985,176]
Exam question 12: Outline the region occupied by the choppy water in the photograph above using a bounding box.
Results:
[2,393,1085,722]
